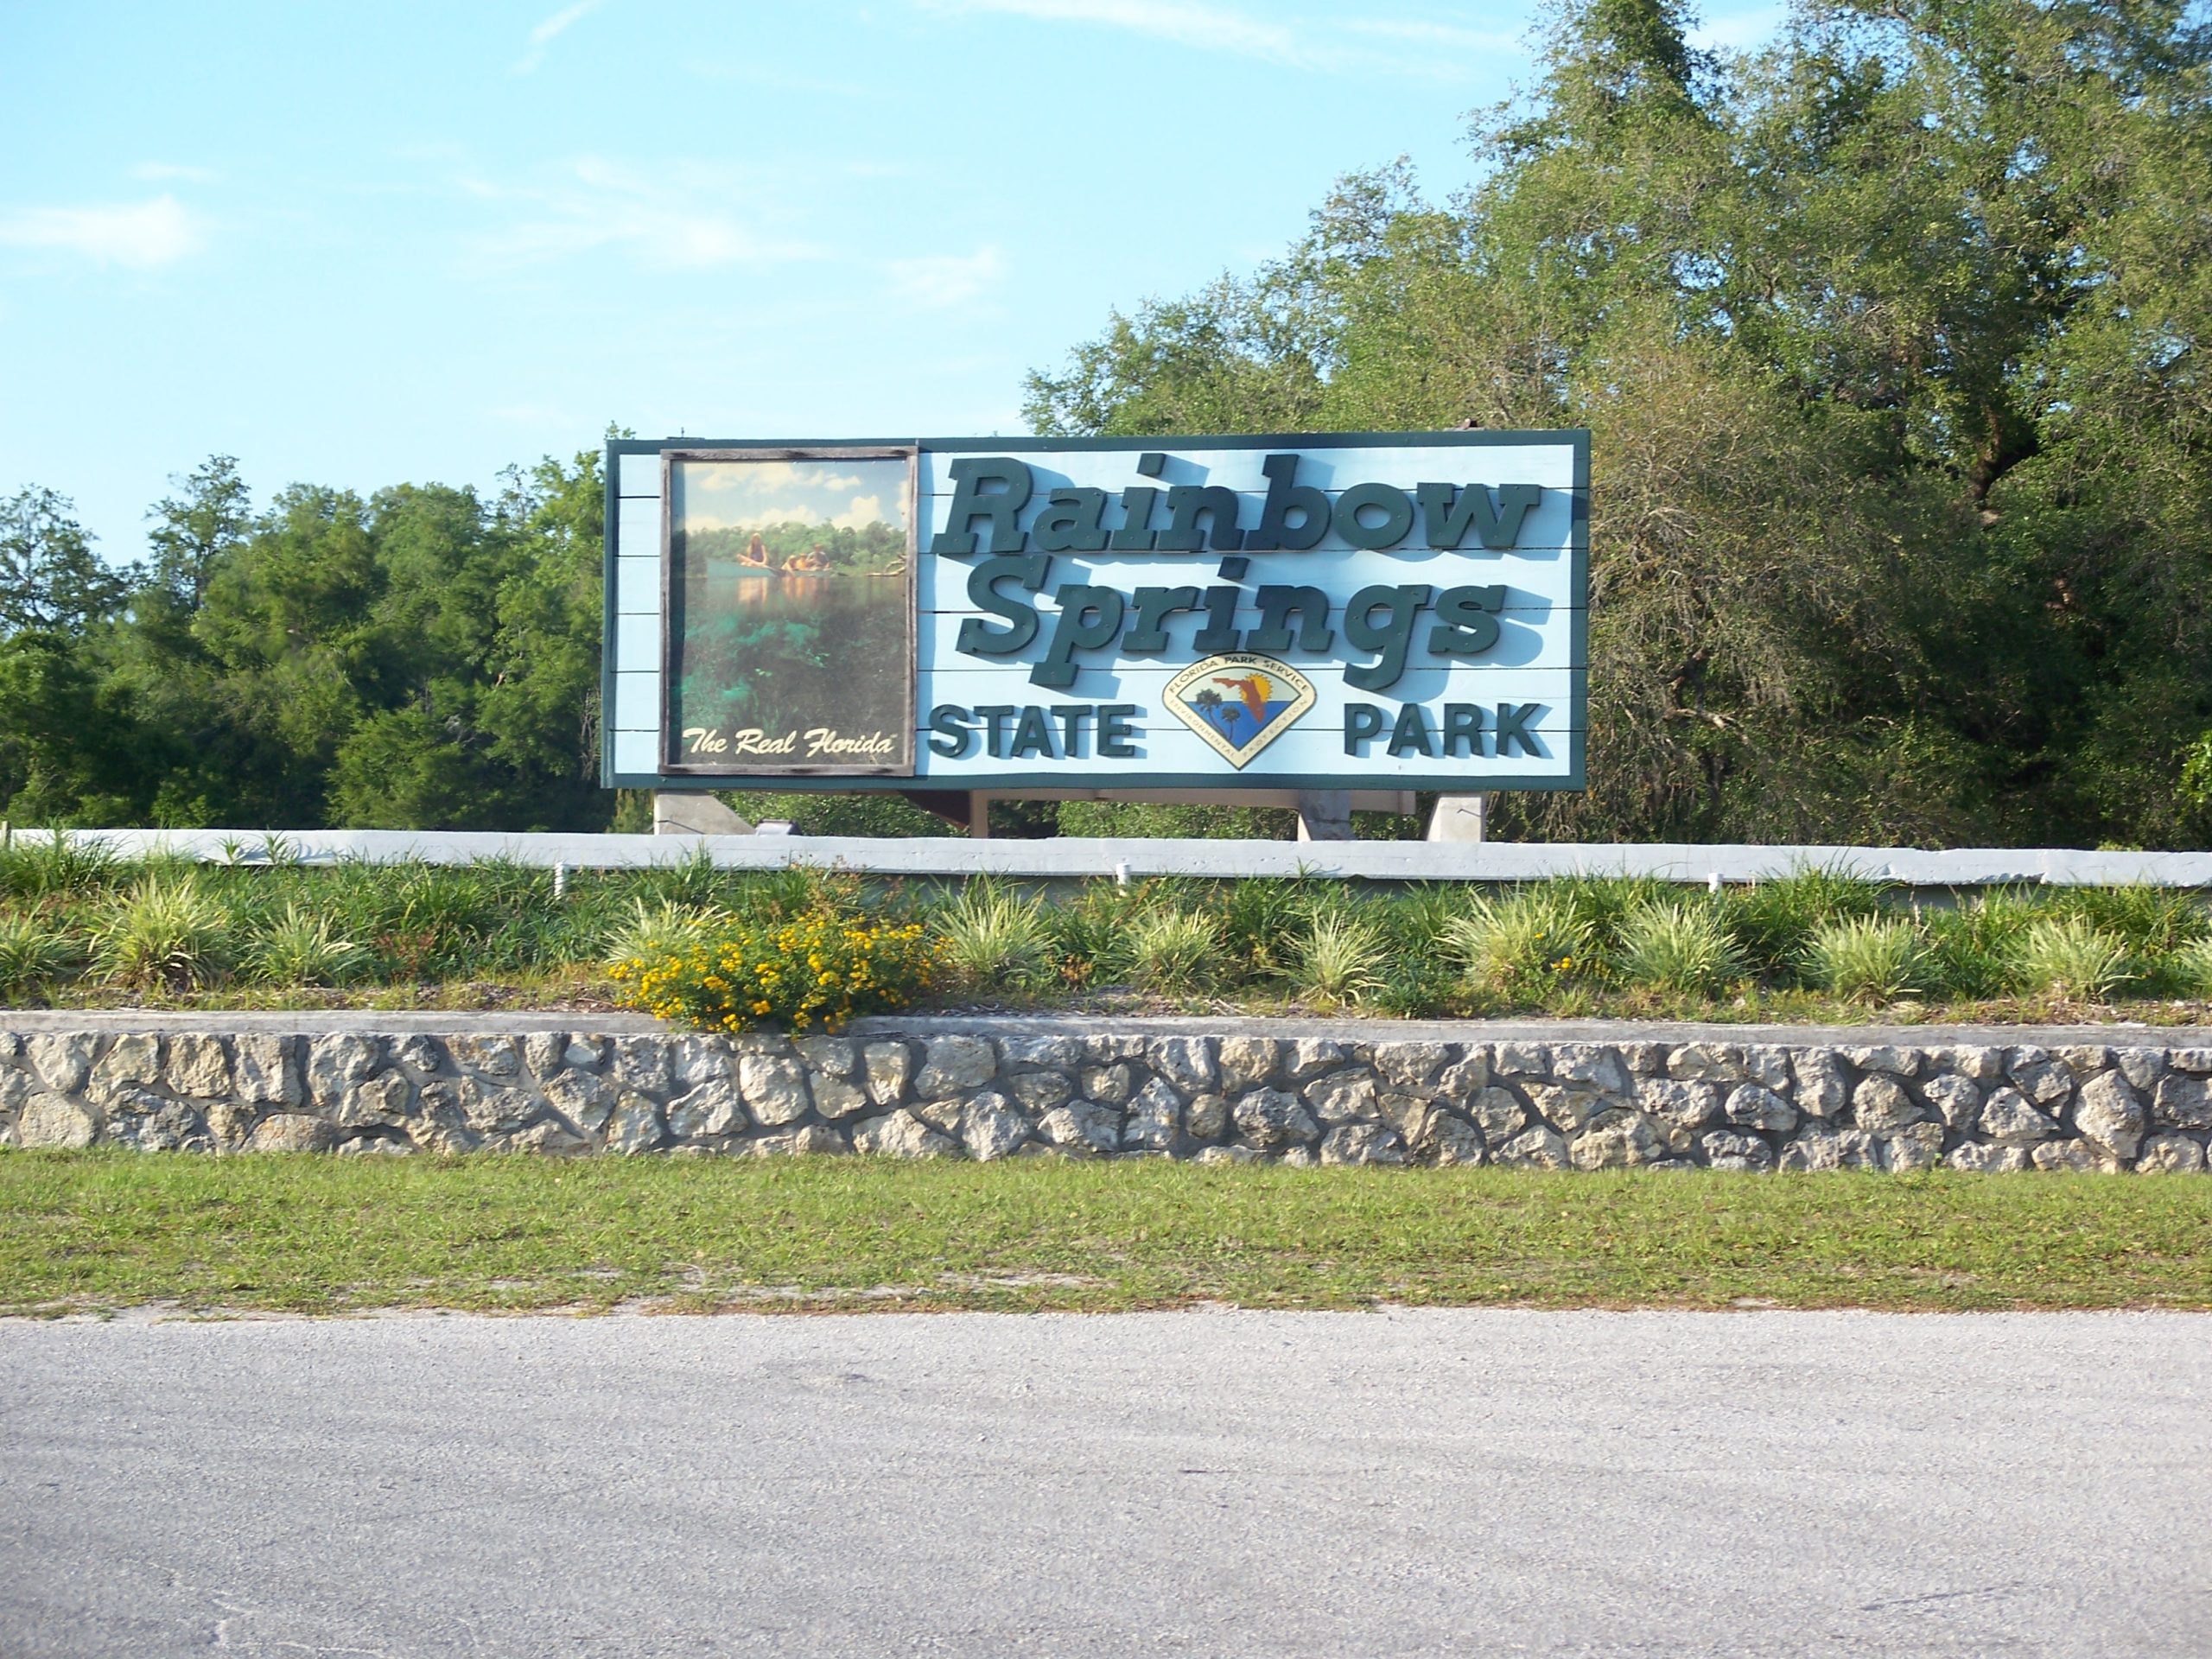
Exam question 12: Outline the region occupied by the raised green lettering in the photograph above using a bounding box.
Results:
[1387,702,1435,757]
[1158,485,1244,551]
[1031,488,1109,553]
[1496,702,1544,757]
[1342,583,1433,693]
[956,555,1050,657]
[1033,585,1125,689]
[1247,584,1333,652]
[1428,584,1507,656]
[1122,586,1201,654]
[1332,481,1414,550]
[1416,482,1541,550]
[1099,703,1140,758]
[934,457,1033,556]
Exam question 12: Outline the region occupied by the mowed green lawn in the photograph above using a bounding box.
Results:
[3,1154,2209,1317]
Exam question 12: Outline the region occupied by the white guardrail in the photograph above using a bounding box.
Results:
[6,828,2211,887]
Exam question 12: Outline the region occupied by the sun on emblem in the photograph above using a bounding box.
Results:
[1164,653,1316,768]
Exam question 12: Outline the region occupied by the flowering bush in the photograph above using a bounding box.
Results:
[608,909,940,1033]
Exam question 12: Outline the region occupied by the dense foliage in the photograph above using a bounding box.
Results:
[0,452,609,832]
[6,0,2209,846]
[1029,0,2212,849]
[3,838,2212,1024]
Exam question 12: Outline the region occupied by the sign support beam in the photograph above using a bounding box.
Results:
[1295,791,1353,842]
[1427,794,1490,843]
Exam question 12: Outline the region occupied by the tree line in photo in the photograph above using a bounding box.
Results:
[682,519,906,574]
[3,0,2209,845]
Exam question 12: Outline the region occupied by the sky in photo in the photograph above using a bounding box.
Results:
[0,0,1782,563]
[674,457,910,533]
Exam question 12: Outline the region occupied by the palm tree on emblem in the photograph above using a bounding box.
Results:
[1189,687,1234,735]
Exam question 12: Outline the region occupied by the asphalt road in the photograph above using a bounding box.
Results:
[3,1309,2207,1656]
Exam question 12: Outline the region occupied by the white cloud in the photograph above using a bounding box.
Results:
[917,0,1493,77]
[687,494,891,531]
[0,195,205,269]
[1344,18,1518,54]
[887,245,1006,309]
[515,0,603,73]
[921,0,1304,63]
[459,156,823,272]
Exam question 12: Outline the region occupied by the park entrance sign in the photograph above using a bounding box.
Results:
[601,432,1586,795]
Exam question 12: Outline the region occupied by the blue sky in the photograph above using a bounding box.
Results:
[0,0,1778,563]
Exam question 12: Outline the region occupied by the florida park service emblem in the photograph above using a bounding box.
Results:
[1164,653,1316,769]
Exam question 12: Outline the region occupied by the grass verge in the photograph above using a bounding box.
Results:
[3,1154,2207,1318]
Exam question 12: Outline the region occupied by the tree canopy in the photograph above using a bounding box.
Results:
[1028,0,2212,848]
[4,0,2208,843]
[0,453,609,831]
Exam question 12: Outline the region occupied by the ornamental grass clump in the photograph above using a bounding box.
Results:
[1438,889,1593,995]
[1126,908,1224,995]
[2008,915,2133,1001]
[601,897,724,970]
[1288,912,1387,1007]
[1802,915,1930,1002]
[931,880,1058,991]
[1611,899,1747,995]
[245,901,368,987]
[2167,935,2212,1000]
[609,909,940,1033]
[92,876,233,992]
[0,910,78,998]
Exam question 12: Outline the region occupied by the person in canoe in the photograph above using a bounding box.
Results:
[735,531,772,569]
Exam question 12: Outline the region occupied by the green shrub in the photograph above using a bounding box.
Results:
[2167,935,2212,999]
[1053,800,1297,839]
[244,902,368,986]
[1612,900,1746,994]
[1725,866,1886,976]
[1439,889,1594,994]
[2009,916,2133,1001]
[1127,908,1225,994]
[92,876,233,991]
[1547,874,1669,950]
[609,909,940,1033]
[931,880,1058,991]
[602,898,724,969]
[725,791,960,837]
[1802,915,1929,1001]
[2047,884,2205,957]
[0,910,79,996]
[1919,893,2036,998]
[0,835,121,901]
[1218,877,1324,979]
[1288,912,1387,1006]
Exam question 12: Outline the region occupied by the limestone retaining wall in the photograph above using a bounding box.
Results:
[2,1017,2208,1172]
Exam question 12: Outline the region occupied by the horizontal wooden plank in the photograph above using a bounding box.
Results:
[915,442,1581,499]
[914,611,1578,675]
[913,543,1577,597]
[917,488,1578,561]
[612,671,663,733]
[615,556,658,616]
[911,663,1577,709]
[913,718,1577,782]
[613,613,658,665]
[612,728,658,775]
[614,498,660,557]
